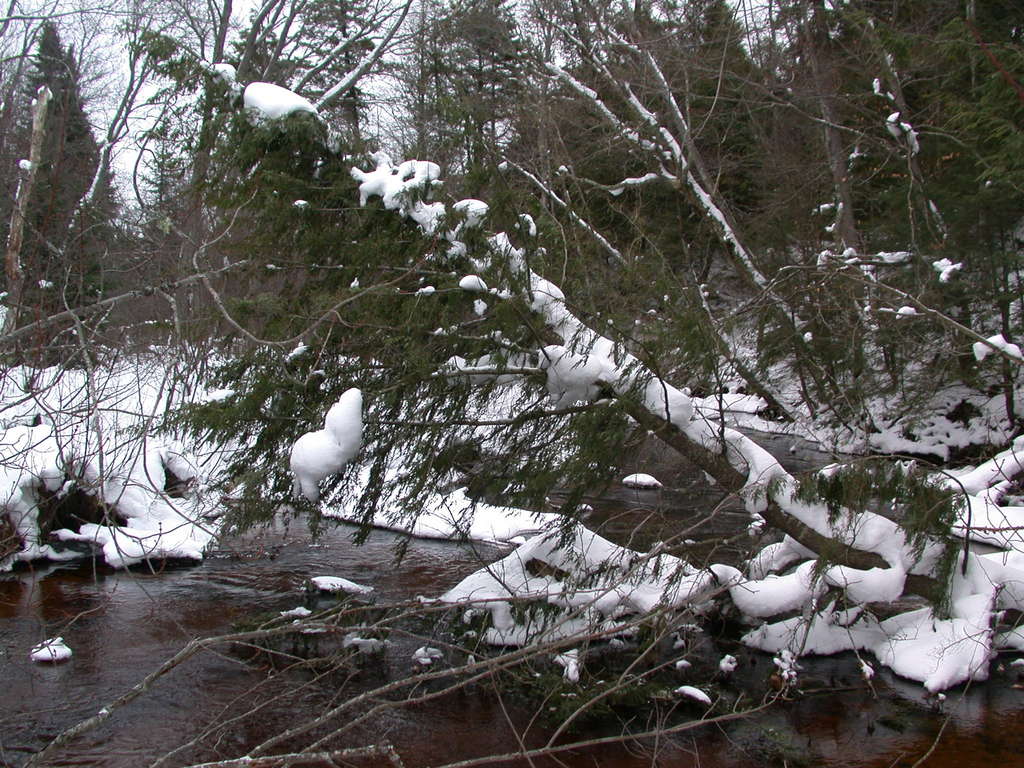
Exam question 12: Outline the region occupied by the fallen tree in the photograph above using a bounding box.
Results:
[332,153,1024,694]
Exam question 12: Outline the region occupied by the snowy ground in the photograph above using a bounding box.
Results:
[0,355,557,571]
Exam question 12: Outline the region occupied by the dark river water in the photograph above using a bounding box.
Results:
[2,436,1024,767]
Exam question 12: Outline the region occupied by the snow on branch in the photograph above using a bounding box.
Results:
[501,160,625,265]
[244,81,318,121]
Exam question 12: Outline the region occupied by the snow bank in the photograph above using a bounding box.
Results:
[867,385,1018,461]
[0,359,223,571]
[744,590,996,693]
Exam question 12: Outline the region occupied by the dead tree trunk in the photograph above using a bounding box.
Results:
[4,85,51,335]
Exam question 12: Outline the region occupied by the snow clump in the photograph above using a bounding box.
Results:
[30,637,72,663]
[210,62,237,85]
[555,649,581,682]
[459,275,489,292]
[932,258,962,282]
[674,685,711,705]
[413,646,443,666]
[290,388,363,502]
[452,199,489,228]
[622,473,662,489]
[243,82,317,121]
[350,154,445,233]
[308,575,373,595]
[973,334,1023,363]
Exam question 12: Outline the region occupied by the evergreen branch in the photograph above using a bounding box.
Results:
[967,20,1024,107]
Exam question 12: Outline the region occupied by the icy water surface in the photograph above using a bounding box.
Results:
[2,437,1024,767]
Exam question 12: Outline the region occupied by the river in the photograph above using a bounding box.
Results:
[2,438,1024,767]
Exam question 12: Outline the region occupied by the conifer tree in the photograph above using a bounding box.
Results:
[6,22,114,341]
[398,0,526,187]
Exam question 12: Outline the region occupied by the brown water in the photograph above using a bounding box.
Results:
[3,444,1024,767]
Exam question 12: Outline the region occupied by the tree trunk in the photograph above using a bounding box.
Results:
[4,85,51,335]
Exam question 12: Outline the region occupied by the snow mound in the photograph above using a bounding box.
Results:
[309,575,373,595]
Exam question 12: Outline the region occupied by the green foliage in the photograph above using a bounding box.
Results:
[138,30,204,87]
